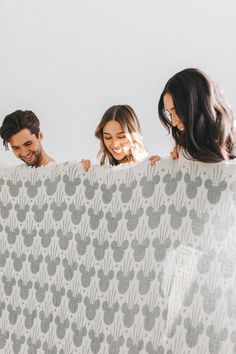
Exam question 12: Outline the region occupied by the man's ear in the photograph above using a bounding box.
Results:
[38,131,43,141]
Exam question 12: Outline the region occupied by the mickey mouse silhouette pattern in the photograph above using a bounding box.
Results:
[0,159,235,353]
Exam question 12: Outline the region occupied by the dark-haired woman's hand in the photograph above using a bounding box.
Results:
[170,145,180,160]
[149,155,161,166]
[80,159,91,172]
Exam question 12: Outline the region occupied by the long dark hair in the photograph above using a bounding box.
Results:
[95,105,147,165]
[158,68,235,162]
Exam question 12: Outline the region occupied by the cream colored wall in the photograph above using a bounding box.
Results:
[0,0,235,165]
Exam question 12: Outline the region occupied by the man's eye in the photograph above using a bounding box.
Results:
[25,142,32,146]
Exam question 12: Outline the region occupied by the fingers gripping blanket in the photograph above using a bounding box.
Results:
[0,158,236,354]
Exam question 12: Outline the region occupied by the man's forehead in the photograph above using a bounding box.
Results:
[8,128,37,146]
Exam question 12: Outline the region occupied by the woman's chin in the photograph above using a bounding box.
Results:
[112,153,126,161]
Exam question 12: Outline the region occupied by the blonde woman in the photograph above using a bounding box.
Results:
[82,104,151,171]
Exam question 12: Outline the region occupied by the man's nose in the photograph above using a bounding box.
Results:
[19,146,29,157]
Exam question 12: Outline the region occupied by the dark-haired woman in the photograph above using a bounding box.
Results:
[154,68,235,163]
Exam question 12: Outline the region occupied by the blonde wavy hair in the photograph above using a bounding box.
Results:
[95,105,147,165]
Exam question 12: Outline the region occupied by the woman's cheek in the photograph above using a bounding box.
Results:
[123,141,131,154]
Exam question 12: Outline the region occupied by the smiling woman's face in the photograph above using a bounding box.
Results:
[103,120,130,161]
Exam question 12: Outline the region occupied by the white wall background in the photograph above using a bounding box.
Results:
[0,0,235,165]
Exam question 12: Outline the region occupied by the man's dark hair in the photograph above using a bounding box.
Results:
[0,110,40,150]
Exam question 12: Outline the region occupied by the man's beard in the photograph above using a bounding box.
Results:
[22,151,41,167]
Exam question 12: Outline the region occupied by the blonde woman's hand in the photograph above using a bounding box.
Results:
[170,145,180,160]
[149,155,161,166]
[80,159,91,172]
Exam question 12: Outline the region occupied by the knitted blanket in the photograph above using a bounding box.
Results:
[0,157,236,353]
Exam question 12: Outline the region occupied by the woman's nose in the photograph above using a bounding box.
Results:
[171,114,179,127]
[111,139,119,147]
[172,115,184,131]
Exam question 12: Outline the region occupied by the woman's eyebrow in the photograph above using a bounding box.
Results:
[103,131,124,135]
[164,106,175,112]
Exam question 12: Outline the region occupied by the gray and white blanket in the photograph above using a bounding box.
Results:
[0,157,236,353]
